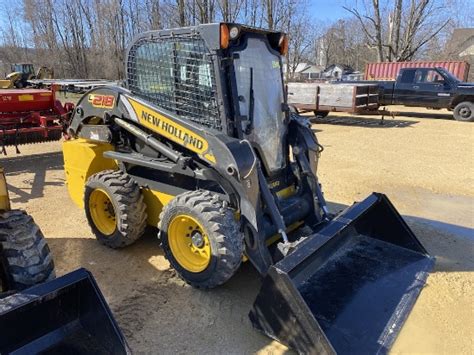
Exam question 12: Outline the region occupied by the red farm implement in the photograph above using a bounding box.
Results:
[0,86,73,152]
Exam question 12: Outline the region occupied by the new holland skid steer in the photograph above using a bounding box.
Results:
[63,23,434,353]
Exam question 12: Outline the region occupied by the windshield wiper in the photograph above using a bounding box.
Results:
[244,67,255,135]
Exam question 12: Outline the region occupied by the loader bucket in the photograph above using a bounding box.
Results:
[250,193,434,354]
[0,268,129,354]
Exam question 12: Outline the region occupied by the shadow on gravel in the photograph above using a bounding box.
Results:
[396,111,454,121]
[311,115,418,128]
[0,151,64,203]
[328,200,473,273]
[406,216,474,273]
[327,200,473,273]
[47,230,286,354]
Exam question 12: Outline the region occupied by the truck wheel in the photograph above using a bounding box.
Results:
[0,210,55,291]
[85,170,147,248]
[453,101,474,122]
[158,190,244,289]
[313,111,329,118]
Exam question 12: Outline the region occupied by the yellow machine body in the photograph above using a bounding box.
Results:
[62,138,174,226]
[0,64,52,89]
[141,188,174,226]
[0,168,11,211]
[0,79,13,89]
[63,139,118,209]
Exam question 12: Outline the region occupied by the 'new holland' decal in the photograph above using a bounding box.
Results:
[125,97,216,163]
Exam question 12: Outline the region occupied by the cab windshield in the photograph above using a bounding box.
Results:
[233,36,286,173]
[11,64,34,74]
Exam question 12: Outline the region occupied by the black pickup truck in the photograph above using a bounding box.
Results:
[377,67,473,121]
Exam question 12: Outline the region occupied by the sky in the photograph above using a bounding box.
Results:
[0,0,355,26]
[308,0,350,21]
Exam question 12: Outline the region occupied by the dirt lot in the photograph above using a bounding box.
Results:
[2,106,473,354]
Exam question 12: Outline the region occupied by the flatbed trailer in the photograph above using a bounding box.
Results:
[287,82,380,116]
[29,79,120,93]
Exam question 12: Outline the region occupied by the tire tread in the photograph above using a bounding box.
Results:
[0,210,55,290]
[159,190,243,289]
[85,170,147,248]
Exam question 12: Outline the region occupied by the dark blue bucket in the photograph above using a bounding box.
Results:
[250,193,435,354]
[0,268,129,355]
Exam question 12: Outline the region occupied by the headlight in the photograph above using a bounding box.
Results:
[229,26,240,40]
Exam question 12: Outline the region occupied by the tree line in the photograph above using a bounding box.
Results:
[0,0,470,80]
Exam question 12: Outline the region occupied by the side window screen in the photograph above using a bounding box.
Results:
[400,70,416,84]
[127,36,221,130]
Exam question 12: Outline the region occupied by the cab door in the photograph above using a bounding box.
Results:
[393,69,418,106]
[413,69,452,108]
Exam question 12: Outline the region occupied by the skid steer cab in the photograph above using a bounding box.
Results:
[63,23,434,353]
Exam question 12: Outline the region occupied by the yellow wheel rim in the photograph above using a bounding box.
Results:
[168,214,211,273]
[89,189,116,236]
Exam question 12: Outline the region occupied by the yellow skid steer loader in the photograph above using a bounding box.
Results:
[0,63,54,89]
[63,23,434,353]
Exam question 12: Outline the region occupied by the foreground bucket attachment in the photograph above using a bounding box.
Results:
[0,268,128,354]
[250,193,434,354]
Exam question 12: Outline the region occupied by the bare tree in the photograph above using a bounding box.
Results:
[177,0,186,26]
[387,0,402,61]
[344,0,451,61]
[145,0,162,29]
[283,0,316,79]
[0,1,31,67]
[0,0,462,81]
[263,0,289,30]
[216,0,244,22]
[242,0,263,27]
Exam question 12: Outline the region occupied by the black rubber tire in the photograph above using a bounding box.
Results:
[85,170,147,248]
[0,210,55,291]
[158,190,244,289]
[453,101,474,122]
[313,110,329,118]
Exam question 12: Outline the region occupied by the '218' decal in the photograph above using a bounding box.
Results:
[88,94,115,108]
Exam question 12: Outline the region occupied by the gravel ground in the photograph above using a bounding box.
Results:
[1,106,472,354]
